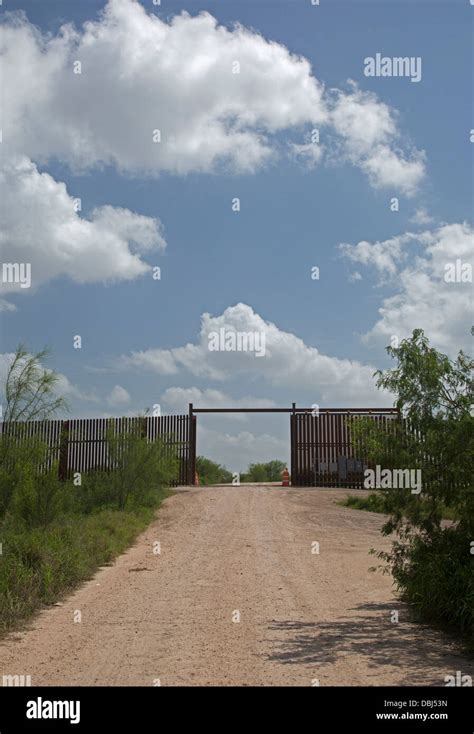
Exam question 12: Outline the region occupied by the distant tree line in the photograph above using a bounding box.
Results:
[195,457,286,485]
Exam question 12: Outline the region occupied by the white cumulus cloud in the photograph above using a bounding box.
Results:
[2,1,326,175]
[329,86,425,196]
[107,384,131,407]
[339,222,473,355]
[0,155,166,302]
[1,0,425,191]
[121,303,388,405]
[161,387,276,421]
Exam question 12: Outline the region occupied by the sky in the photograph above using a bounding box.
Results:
[0,0,472,472]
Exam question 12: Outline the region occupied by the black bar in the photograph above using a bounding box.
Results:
[192,407,398,414]
[0,685,471,731]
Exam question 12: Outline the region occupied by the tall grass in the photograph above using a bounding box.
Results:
[0,504,169,634]
[0,431,177,635]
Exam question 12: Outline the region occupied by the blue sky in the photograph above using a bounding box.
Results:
[1,0,472,470]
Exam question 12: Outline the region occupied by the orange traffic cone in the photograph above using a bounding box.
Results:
[282,467,290,487]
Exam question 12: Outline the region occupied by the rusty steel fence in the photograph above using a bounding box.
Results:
[190,404,399,489]
[0,415,195,486]
[290,408,400,487]
[1,406,404,490]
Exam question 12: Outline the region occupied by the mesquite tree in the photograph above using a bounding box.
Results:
[352,330,473,645]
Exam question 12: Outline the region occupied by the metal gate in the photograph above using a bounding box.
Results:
[290,408,399,488]
[190,404,398,489]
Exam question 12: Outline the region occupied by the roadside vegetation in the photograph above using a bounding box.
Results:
[195,456,233,485]
[195,457,287,485]
[351,330,473,650]
[0,345,178,635]
[240,460,286,483]
[339,493,458,521]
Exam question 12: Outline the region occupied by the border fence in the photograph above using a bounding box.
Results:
[190,404,400,488]
[290,408,399,488]
[0,415,195,486]
[3,406,432,490]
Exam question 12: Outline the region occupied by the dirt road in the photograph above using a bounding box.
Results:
[1,487,471,686]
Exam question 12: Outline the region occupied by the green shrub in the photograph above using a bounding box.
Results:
[69,470,116,515]
[241,460,286,483]
[341,492,388,513]
[106,425,178,509]
[353,329,474,649]
[195,456,233,485]
[391,527,474,644]
[9,468,64,529]
[0,436,66,528]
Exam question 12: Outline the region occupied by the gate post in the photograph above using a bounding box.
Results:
[188,403,196,486]
[290,402,296,486]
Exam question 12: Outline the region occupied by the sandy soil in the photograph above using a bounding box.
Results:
[1,486,472,686]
